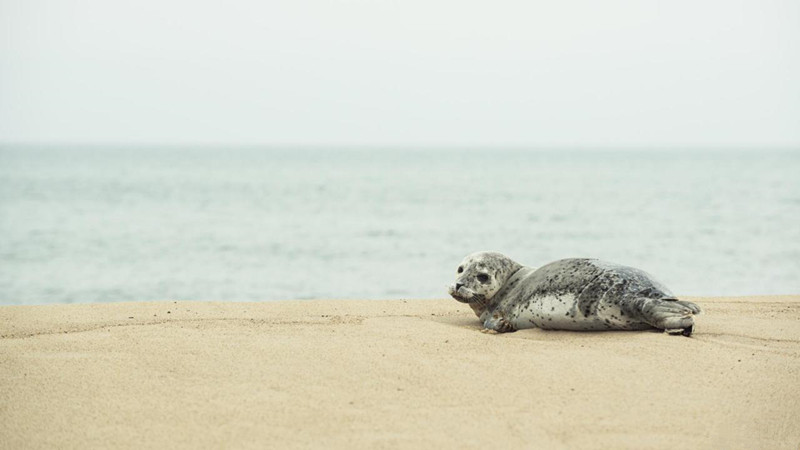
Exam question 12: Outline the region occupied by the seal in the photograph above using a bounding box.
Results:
[447,251,701,336]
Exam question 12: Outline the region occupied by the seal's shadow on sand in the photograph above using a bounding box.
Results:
[431,313,665,340]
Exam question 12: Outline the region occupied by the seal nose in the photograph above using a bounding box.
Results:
[455,282,464,291]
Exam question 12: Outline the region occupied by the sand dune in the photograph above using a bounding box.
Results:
[1,296,799,449]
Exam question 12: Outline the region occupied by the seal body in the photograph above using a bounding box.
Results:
[448,252,700,336]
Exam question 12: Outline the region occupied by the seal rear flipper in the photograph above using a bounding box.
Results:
[626,297,698,336]
[664,298,701,315]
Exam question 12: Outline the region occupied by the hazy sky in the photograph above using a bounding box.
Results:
[1,0,798,147]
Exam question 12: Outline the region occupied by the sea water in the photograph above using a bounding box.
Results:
[1,146,798,304]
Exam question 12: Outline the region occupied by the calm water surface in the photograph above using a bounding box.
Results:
[1,146,798,304]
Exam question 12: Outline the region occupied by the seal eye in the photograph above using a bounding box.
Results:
[477,273,489,283]
[457,266,463,274]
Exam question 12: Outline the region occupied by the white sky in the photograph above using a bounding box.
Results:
[1,0,798,147]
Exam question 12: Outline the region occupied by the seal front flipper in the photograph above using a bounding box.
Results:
[482,315,516,333]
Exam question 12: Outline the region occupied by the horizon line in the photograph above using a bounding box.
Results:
[2,141,799,152]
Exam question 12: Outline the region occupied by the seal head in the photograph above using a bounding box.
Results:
[447,251,522,304]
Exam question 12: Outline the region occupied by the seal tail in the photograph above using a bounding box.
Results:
[629,297,701,336]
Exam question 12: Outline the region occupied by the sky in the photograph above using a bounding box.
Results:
[1,0,798,147]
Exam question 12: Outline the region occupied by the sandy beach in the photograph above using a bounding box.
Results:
[1,296,799,449]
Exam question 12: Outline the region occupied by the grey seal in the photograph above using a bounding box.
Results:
[447,251,701,336]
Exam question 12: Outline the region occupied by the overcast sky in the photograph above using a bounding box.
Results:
[1,0,798,147]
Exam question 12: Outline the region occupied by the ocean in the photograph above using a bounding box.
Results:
[1,146,798,305]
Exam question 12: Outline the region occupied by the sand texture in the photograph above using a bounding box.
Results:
[1,296,799,449]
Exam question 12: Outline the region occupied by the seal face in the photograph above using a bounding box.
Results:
[448,252,701,336]
[447,251,520,305]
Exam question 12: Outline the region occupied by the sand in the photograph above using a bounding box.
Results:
[1,296,799,449]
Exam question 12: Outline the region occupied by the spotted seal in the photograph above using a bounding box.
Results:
[447,251,701,336]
